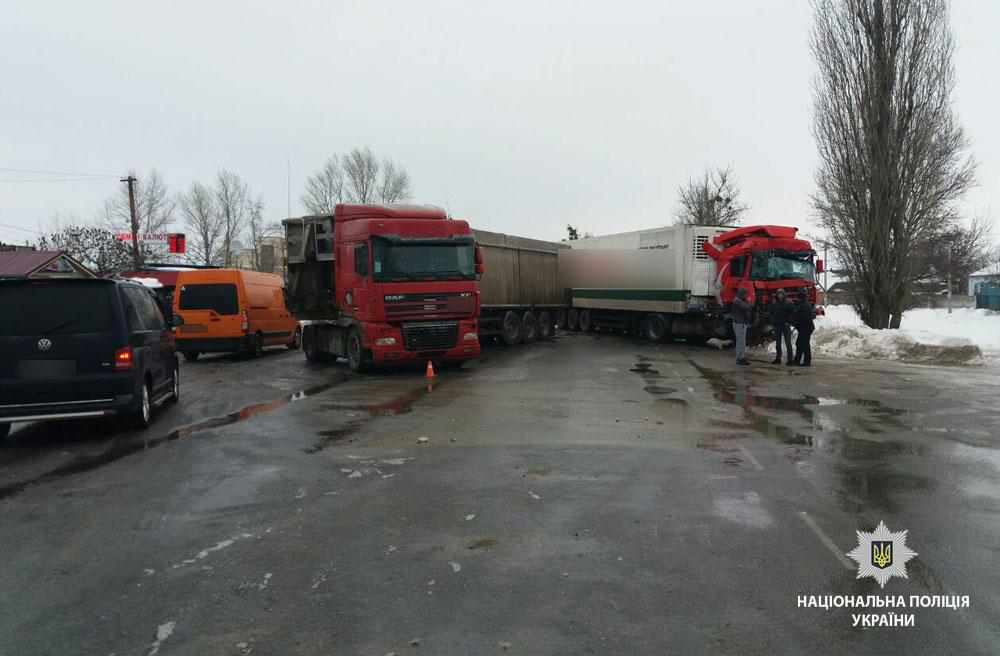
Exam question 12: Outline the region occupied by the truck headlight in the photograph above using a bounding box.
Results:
[463,332,478,342]
[375,337,397,346]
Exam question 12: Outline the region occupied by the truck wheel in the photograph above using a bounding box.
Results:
[347,328,371,372]
[303,325,323,363]
[501,311,522,346]
[538,311,553,339]
[521,311,539,343]
[182,351,199,362]
[578,309,593,332]
[566,309,580,331]
[644,314,669,342]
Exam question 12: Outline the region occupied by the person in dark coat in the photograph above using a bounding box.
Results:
[792,297,815,367]
[732,287,753,366]
[769,288,793,365]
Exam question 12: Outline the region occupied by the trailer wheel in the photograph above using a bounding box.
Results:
[643,313,669,342]
[578,309,593,332]
[521,311,539,343]
[501,311,522,346]
[538,310,553,339]
[566,308,580,331]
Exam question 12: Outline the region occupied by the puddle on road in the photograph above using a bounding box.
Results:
[467,537,498,550]
[321,380,442,417]
[643,385,677,396]
[0,376,351,500]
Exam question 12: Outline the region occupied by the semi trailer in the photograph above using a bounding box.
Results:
[560,224,822,342]
[283,204,483,371]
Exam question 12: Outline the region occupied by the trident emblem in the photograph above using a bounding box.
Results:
[871,541,893,569]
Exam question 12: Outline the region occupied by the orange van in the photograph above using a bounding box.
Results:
[172,269,301,361]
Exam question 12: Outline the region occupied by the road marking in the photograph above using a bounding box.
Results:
[737,444,764,471]
[798,511,854,570]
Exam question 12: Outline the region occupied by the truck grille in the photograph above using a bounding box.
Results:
[401,321,458,352]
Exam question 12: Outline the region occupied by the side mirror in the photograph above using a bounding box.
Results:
[171,314,185,327]
[474,245,485,275]
[815,259,825,274]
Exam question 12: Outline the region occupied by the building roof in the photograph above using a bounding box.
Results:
[969,263,1000,278]
[0,250,96,278]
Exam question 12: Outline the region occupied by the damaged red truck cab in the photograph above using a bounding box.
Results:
[284,204,482,371]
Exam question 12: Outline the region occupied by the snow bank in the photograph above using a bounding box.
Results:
[812,305,999,365]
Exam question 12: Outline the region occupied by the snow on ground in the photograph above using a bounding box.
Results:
[810,305,1000,365]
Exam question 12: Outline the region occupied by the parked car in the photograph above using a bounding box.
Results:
[171,269,300,361]
[0,278,179,438]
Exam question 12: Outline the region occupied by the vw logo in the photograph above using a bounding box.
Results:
[37,338,52,352]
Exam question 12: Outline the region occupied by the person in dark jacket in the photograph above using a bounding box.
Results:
[732,287,752,366]
[769,288,793,365]
[792,297,815,367]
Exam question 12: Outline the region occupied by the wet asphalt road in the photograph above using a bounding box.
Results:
[1,336,999,655]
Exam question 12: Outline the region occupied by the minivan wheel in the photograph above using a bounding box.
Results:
[288,326,302,350]
[134,381,152,429]
[347,329,370,373]
[168,366,180,404]
[183,351,200,362]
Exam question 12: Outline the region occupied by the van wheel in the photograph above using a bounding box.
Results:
[0,423,10,440]
[133,380,153,430]
[168,366,180,404]
[347,328,371,373]
[251,332,264,358]
[521,311,539,343]
[501,311,522,346]
[287,326,302,350]
[183,351,200,362]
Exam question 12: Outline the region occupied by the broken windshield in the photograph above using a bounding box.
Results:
[751,250,816,281]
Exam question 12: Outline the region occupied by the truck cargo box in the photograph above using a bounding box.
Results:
[472,229,566,307]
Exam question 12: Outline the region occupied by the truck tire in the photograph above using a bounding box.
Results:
[566,308,580,331]
[501,311,522,346]
[347,328,372,372]
[521,311,539,343]
[303,325,324,363]
[578,309,593,332]
[643,313,669,342]
[538,310,553,339]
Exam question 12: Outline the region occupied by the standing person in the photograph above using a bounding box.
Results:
[769,288,793,365]
[732,287,752,366]
[792,297,815,367]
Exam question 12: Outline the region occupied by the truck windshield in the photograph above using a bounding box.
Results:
[750,250,815,281]
[372,238,475,281]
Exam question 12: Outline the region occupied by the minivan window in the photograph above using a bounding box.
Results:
[124,287,165,331]
[178,283,239,315]
[0,283,113,336]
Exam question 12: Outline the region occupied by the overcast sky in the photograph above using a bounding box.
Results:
[2,1,998,247]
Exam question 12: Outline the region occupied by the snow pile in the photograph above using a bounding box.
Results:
[127,277,163,289]
[812,305,999,365]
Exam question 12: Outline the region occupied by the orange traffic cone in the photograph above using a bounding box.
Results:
[425,360,435,379]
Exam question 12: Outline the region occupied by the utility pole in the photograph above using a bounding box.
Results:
[947,248,953,314]
[823,242,829,289]
[121,175,140,269]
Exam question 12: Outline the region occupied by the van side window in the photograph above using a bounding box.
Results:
[121,289,143,332]
[124,287,165,331]
[354,243,369,277]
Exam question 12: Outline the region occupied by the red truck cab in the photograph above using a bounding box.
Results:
[285,204,481,371]
[702,225,822,330]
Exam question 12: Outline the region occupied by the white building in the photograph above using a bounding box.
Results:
[967,263,1000,296]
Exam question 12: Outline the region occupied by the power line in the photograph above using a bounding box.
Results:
[0,166,119,178]
[0,177,119,184]
[0,222,43,235]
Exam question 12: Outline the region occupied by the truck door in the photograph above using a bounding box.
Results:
[348,242,370,319]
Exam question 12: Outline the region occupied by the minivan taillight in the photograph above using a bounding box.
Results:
[241,310,249,332]
[114,347,133,371]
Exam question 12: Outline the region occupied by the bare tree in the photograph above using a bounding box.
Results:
[912,215,992,292]
[101,169,176,262]
[38,225,133,276]
[178,181,222,266]
[811,0,975,328]
[378,158,411,203]
[246,196,274,271]
[301,155,345,214]
[343,147,380,203]
[675,167,748,227]
[215,170,251,267]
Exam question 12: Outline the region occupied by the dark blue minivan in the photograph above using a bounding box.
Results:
[0,278,179,438]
